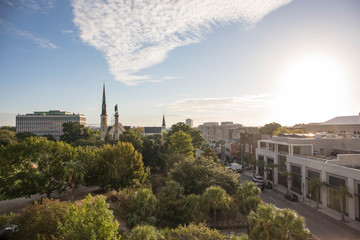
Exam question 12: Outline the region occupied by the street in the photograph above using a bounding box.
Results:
[239,173,360,240]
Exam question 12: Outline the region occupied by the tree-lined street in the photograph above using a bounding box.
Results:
[239,172,360,240]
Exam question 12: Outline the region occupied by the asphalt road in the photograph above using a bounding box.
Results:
[239,173,360,240]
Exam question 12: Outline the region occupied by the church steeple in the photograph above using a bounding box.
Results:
[162,114,166,131]
[100,83,108,141]
[101,83,107,115]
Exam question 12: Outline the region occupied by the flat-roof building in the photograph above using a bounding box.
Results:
[16,110,86,139]
[256,135,360,222]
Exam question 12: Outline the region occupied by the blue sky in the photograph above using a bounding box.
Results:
[1,0,359,128]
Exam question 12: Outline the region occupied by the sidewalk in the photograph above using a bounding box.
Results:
[241,170,360,232]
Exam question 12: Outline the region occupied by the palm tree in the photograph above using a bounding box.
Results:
[265,162,277,182]
[274,208,309,240]
[202,185,230,227]
[330,185,353,221]
[248,204,277,240]
[63,160,85,202]
[307,178,325,208]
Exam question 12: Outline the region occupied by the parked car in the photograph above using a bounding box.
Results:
[252,175,264,183]
[284,193,298,202]
[0,225,18,240]
[264,181,273,189]
[255,182,265,191]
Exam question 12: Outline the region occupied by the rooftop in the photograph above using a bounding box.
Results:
[320,114,360,125]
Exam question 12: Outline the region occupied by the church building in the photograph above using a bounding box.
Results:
[100,84,125,141]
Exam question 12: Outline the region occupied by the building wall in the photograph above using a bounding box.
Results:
[256,137,360,221]
[16,110,86,139]
[304,124,360,138]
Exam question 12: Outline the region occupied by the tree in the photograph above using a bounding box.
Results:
[63,160,85,202]
[259,122,281,136]
[128,225,164,240]
[15,131,37,141]
[201,146,218,162]
[247,204,277,240]
[58,194,121,240]
[141,134,166,174]
[330,185,353,221]
[168,130,194,158]
[11,198,72,240]
[248,204,309,240]
[0,126,16,132]
[126,188,158,228]
[157,180,187,228]
[167,122,204,149]
[0,129,17,146]
[170,156,239,195]
[273,208,308,240]
[96,142,149,191]
[167,223,226,240]
[0,137,73,199]
[119,127,144,152]
[307,178,325,208]
[60,122,90,144]
[235,182,262,217]
[273,127,304,136]
[201,186,230,227]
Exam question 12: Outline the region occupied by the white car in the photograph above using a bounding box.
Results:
[252,175,264,183]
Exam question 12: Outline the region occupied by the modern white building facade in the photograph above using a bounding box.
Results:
[256,136,360,222]
[16,110,86,139]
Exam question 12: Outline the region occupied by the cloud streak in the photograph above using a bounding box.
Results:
[72,0,291,85]
[14,29,57,49]
[162,94,276,112]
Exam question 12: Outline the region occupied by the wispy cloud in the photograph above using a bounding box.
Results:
[14,29,57,49]
[161,94,276,112]
[19,0,56,12]
[72,0,291,85]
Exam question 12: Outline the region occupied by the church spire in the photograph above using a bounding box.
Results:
[162,114,166,130]
[101,83,107,116]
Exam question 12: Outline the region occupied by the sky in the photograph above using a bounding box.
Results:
[0,0,359,128]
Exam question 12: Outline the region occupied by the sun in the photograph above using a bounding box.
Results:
[275,55,348,124]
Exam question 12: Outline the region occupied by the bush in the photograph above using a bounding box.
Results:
[128,225,164,240]
[167,223,226,240]
[11,198,71,240]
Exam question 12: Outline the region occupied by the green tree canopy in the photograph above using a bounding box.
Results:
[119,127,144,152]
[63,160,85,202]
[0,137,74,199]
[126,188,158,228]
[15,131,37,141]
[128,225,164,240]
[167,122,204,149]
[157,180,188,228]
[201,185,230,227]
[96,142,149,191]
[235,181,262,217]
[201,146,218,162]
[141,134,166,174]
[248,204,309,240]
[58,194,121,240]
[168,130,195,158]
[170,156,239,195]
[60,122,91,144]
[167,223,226,240]
[259,122,281,136]
[0,129,17,147]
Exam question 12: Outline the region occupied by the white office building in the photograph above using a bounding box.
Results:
[256,135,360,222]
[16,110,86,139]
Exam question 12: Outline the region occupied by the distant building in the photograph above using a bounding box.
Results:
[303,113,360,138]
[16,110,86,139]
[144,115,167,136]
[186,118,193,128]
[256,135,360,222]
[197,122,243,143]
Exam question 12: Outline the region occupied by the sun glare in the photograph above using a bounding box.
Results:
[275,55,347,124]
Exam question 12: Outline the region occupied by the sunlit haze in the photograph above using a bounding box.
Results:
[0,0,359,127]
